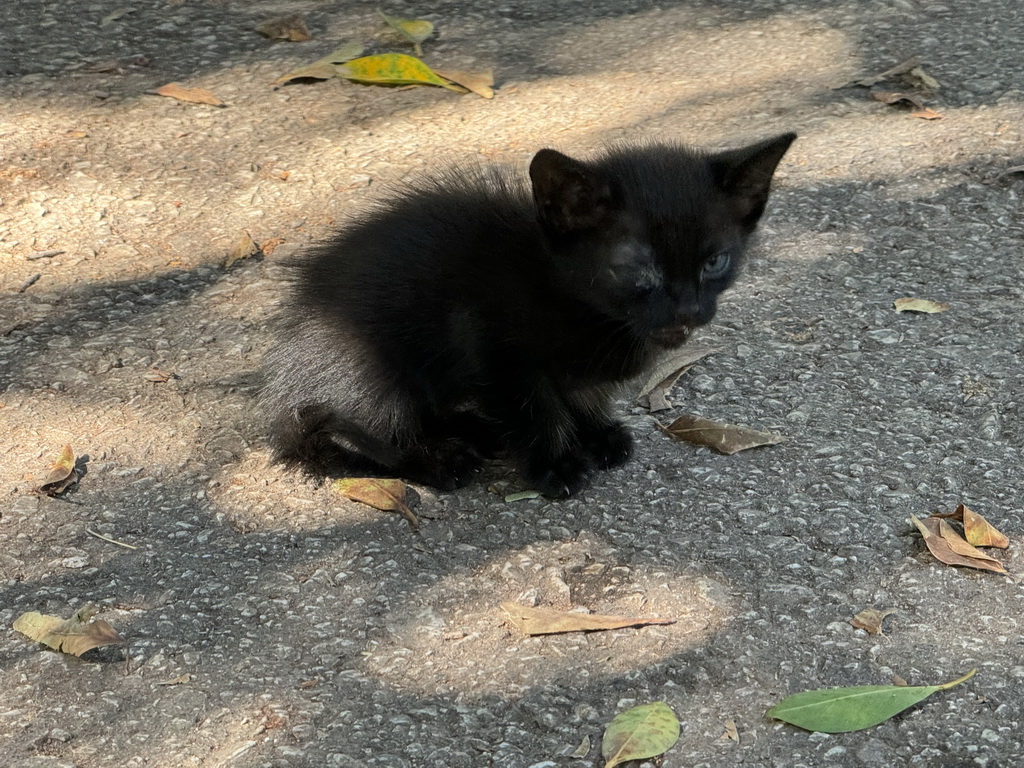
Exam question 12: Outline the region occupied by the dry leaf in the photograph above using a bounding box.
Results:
[145,367,176,383]
[722,719,740,743]
[937,518,1005,562]
[658,414,784,455]
[274,42,366,85]
[636,345,718,411]
[839,57,922,88]
[930,504,1009,549]
[501,602,674,636]
[332,477,419,530]
[225,230,260,268]
[571,734,592,758]
[13,604,126,657]
[850,608,895,635]
[153,82,225,107]
[893,298,950,314]
[960,504,1009,549]
[36,444,79,496]
[872,90,926,109]
[260,236,286,255]
[256,14,311,42]
[911,108,944,120]
[434,68,495,99]
[911,515,1007,574]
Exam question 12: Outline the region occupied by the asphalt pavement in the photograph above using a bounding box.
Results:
[1,0,1024,766]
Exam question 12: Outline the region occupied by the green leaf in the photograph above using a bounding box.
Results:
[336,53,463,91]
[602,702,680,768]
[767,669,976,733]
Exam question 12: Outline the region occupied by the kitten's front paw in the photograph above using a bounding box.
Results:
[402,440,483,491]
[525,451,591,499]
[585,422,633,470]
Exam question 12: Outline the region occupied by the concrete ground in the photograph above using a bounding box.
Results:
[1,0,1023,766]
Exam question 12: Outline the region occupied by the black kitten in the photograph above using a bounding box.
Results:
[261,134,796,497]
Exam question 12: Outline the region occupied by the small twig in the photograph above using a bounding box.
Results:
[25,249,64,261]
[17,273,41,292]
[86,528,139,550]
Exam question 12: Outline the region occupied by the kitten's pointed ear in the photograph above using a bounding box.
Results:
[530,149,614,233]
[712,132,796,227]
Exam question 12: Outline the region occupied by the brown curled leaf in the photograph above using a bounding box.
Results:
[658,414,784,455]
[911,516,1006,573]
[13,604,126,657]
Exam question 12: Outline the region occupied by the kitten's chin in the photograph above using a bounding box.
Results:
[649,324,693,348]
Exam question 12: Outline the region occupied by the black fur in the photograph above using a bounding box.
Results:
[261,134,796,497]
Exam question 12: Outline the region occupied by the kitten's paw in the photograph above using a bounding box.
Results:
[402,440,483,491]
[525,451,591,499]
[585,422,634,469]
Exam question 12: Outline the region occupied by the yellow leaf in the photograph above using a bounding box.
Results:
[931,504,1009,549]
[602,702,680,768]
[36,444,79,496]
[13,605,126,657]
[501,603,674,636]
[961,505,1010,549]
[722,719,740,743]
[153,82,225,107]
[225,230,260,268]
[274,43,365,85]
[336,53,463,91]
[434,68,495,99]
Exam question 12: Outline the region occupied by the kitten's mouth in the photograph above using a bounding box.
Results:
[650,323,694,348]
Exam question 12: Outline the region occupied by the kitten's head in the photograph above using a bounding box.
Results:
[529,133,796,348]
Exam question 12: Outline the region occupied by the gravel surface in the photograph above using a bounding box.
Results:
[2,0,1024,766]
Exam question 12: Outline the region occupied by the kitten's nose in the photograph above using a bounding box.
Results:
[674,294,701,326]
[674,290,715,327]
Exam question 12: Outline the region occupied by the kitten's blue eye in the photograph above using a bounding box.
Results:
[701,252,732,280]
